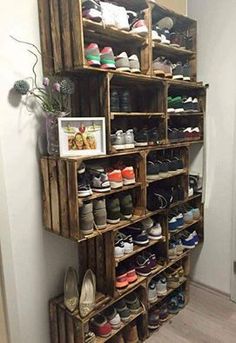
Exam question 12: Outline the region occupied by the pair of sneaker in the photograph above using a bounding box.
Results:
[110,89,131,112]
[168,127,201,142]
[125,218,162,245]
[116,293,142,320]
[107,193,133,224]
[79,198,107,235]
[168,96,199,113]
[135,251,158,277]
[116,263,138,289]
[115,232,133,258]
[147,156,185,180]
[153,58,191,81]
[152,16,174,44]
[148,274,167,302]
[181,230,199,249]
[167,289,186,314]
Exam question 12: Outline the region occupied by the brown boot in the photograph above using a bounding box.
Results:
[123,322,139,343]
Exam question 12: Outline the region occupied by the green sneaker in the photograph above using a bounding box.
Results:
[125,292,142,314]
[120,193,133,220]
[168,96,175,113]
[172,96,184,113]
[107,198,121,224]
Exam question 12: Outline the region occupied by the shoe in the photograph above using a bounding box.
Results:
[115,52,131,72]
[183,208,194,223]
[79,269,96,317]
[173,157,184,171]
[144,251,158,270]
[100,1,116,27]
[110,89,120,112]
[181,232,196,249]
[90,314,112,338]
[104,306,121,330]
[116,265,129,289]
[170,32,181,47]
[155,275,167,296]
[93,198,107,229]
[183,97,194,111]
[192,230,199,245]
[148,127,160,145]
[135,255,152,276]
[148,309,160,330]
[140,217,154,230]
[112,4,130,30]
[85,330,96,343]
[147,160,160,180]
[153,57,165,77]
[163,59,172,78]
[192,98,199,112]
[168,242,177,259]
[128,10,148,36]
[161,28,171,45]
[157,17,174,30]
[107,197,121,224]
[79,201,94,235]
[111,130,126,150]
[107,169,123,189]
[64,267,79,312]
[129,54,141,73]
[177,290,185,308]
[175,211,184,228]
[115,233,125,258]
[78,163,93,197]
[120,193,133,219]
[125,292,142,314]
[159,303,169,322]
[134,128,148,146]
[116,299,131,322]
[85,43,101,67]
[120,90,131,112]
[124,129,135,148]
[166,271,180,288]
[82,0,102,22]
[167,296,179,314]
[100,47,116,69]
[152,25,162,42]
[168,96,175,113]
[118,165,136,185]
[183,63,191,81]
[172,61,184,80]
[176,239,184,255]
[123,322,139,343]
[148,280,157,303]
[125,226,149,245]
[116,232,133,255]
[126,263,138,283]
[148,222,162,240]
[168,216,178,233]
[172,96,184,113]
[89,167,111,193]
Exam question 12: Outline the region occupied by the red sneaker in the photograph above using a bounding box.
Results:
[91,314,112,338]
[85,43,101,67]
[100,47,116,70]
[107,169,123,189]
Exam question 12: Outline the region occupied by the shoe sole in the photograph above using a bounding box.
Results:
[173,75,184,80]
[148,235,163,240]
[101,63,116,69]
[112,144,125,150]
[130,69,141,73]
[123,178,136,185]
[135,142,148,147]
[148,324,160,330]
[116,66,131,72]
[81,229,94,235]
[107,218,120,224]
[78,190,93,197]
[131,27,148,36]
[92,187,111,193]
[110,181,123,189]
[133,239,149,245]
[148,297,158,303]
[183,77,191,81]
[153,71,165,77]
[124,214,133,220]
[182,245,195,249]
[136,271,151,277]
[157,290,168,296]
[125,143,135,149]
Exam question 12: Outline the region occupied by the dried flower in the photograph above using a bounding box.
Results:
[52,82,61,92]
[60,79,75,95]
[43,77,50,87]
[14,80,30,95]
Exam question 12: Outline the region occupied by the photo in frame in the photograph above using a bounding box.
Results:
[58,117,106,157]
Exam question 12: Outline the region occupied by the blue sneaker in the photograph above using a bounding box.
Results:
[175,212,184,228]
[168,216,178,232]
[181,232,196,249]
[167,296,179,314]
[176,290,185,309]
[192,230,199,245]
[124,226,149,246]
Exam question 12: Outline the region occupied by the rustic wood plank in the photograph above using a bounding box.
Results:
[49,300,59,343]
[58,306,66,343]
[69,0,85,68]
[49,0,63,72]
[40,158,52,230]
[37,0,54,74]
[65,313,74,343]
[87,238,96,273]
[74,318,84,343]
[57,159,69,238]
[95,235,104,292]
[104,232,115,296]
[66,160,79,239]
[78,241,88,288]
[58,0,73,70]
[48,159,60,234]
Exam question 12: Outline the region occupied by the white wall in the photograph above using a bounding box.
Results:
[188,0,236,294]
[0,1,78,343]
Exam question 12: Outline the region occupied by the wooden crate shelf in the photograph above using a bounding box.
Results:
[147,169,188,184]
[152,42,196,57]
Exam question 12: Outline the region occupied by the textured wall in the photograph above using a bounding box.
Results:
[157,0,187,15]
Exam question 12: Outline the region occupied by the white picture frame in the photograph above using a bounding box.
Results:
[58,117,106,157]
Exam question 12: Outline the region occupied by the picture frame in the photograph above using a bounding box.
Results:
[58,117,106,157]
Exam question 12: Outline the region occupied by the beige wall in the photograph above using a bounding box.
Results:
[157,0,187,15]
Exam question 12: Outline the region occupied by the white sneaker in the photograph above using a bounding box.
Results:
[113,5,129,30]
[100,2,116,27]
[148,223,162,240]
[128,54,141,73]
[114,236,125,258]
[156,276,168,296]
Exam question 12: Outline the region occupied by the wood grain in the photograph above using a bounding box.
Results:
[48,159,60,234]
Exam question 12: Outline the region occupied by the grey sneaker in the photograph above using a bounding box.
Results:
[172,61,184,80]
[64,267,79,312]
[153,57,165,77]
[89,167,111,193]
[93,198,107,229]
[129,54,141,73]
[125,129,135,149]
[115,52,130,72]
[79,201,94,235]
[111,130,125,150]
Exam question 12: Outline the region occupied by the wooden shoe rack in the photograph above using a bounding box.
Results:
[38,0,206,342]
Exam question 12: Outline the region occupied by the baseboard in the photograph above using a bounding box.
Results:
[190,279,230,298]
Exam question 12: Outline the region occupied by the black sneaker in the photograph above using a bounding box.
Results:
[147,161,160,180]
[183,97,194,111]
[134,128,148,146]
[173,157,184,171]
[148,127,160,145]
[161,28,171,45]
[157,160,169,176]
[77,163,93,197]
[183,63,191,81]
[192,98,199,112]
[110,89,120,112]
[172,62,183,80]
[88,167,111,193]
[120,90,131,112]
[165,159,177,174]
[82,0,102,22]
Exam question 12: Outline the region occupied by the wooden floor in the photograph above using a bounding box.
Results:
[147,284,236,343]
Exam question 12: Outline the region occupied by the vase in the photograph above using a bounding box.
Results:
[45,112,69,156]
